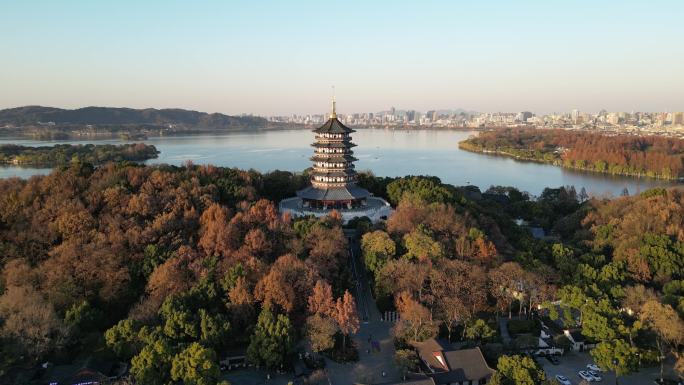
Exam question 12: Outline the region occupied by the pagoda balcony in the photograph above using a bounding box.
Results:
[315,133,350,140]
[313,162,354,169]
[310,154,358,162]
[312,176,356,183]
[313,148,354,154]
[312,170,355,176]
[311,174,357,183]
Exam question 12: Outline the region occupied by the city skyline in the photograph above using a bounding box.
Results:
[269,107,684,138]
[2,0,683,115]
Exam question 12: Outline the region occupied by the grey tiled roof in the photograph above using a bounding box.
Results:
[374,376,435,385]
[311,141,356,148]
[434,348,495,383]
[415,339,495,384]
[313,117,355,134]
[296,185,370,200]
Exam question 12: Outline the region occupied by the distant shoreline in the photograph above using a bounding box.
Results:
[0,124,301,140]
[458,140,684,182]
[0,124,485,141]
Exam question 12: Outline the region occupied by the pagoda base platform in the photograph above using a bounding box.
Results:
[278,196,392,224]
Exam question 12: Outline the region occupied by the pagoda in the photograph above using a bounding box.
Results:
[297,97,369,210]
[279,97,391,223]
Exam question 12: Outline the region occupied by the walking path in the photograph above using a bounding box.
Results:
[323,233,399,384]
[224,234,400,385]
[498,316,511,344]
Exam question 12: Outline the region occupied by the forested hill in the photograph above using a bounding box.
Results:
[0,106,274,138]
[1,165,684,383]
[460,128,684,180]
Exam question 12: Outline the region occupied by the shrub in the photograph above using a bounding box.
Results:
[507,319,539,336]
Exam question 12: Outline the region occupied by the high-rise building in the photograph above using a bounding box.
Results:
[517,111,533,122]
[571,109,580,124]
[672,112,684,125]
[607,113,620,125]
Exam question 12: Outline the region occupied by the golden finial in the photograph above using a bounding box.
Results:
[331,85,337,119]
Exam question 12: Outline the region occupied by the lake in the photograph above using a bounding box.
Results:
[0,129,677,197]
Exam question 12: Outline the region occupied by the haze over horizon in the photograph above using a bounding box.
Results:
[2,0,683,116]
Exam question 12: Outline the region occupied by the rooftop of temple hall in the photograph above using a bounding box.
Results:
[296,185,369,201]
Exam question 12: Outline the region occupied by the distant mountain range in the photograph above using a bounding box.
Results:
[0,106,269,130]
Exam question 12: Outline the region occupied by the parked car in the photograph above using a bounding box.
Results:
[588,370,603,381]
[579,371,595,381]
[587,363,603,372]
[555,374,572,385]
[546,355,560,365]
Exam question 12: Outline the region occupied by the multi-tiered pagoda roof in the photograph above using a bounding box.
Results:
[296,99,370,203]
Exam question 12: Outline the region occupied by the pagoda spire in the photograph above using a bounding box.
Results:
[331,86,337,119]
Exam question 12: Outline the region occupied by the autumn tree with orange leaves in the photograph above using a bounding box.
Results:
[334,290,360,350]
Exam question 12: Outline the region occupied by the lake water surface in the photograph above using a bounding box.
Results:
[0,129,677,197]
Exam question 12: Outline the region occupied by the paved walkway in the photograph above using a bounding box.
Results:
[325,320,399,385]
[323,235,399,385]
[498,316,511,344]
[225,235,400,385]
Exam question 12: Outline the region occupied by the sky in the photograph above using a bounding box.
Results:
[1,0,683,116]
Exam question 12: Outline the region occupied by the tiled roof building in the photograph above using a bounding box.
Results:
[375,338,495,385]
[279,97,391,223]
[296,97,370,209]
[415,339,494,385]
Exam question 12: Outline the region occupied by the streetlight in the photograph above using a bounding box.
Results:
[612,358,619,385]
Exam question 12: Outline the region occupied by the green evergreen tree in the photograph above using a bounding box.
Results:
[403,226,443,261]
[170,342,226,385]
[105,319,141,359]
[130,338,174,385]
[493,354,546,385]
[199,309,231,349]
[361,230,396,274]
[590,339,639,378]
[64,300,103,332]
[160,294,199,340]
[464,319,496,343]
[247,307,294,370]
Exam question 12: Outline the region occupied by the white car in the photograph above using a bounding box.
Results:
[588,370,603,381]
[579,371,595,381]
[587,363,602,372]
[555,374,572,385]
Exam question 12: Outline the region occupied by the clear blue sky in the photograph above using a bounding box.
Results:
[1,0,682,115]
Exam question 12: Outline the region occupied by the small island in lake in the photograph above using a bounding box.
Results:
[0,143,159,166]
[459,127,684,180]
